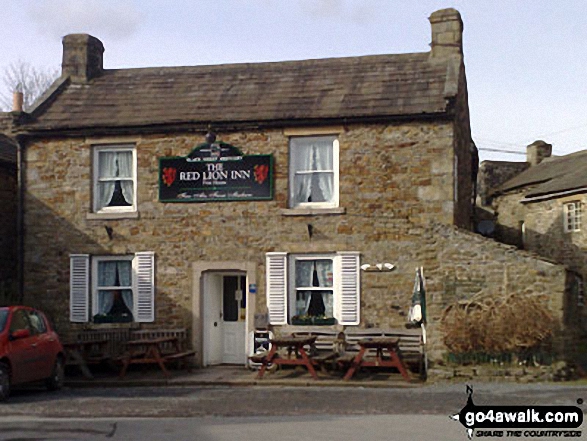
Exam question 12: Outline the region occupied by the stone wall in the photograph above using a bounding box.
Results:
[494,190,587,357]
[477,160,529,206]
[22,119,574,368]
[0,162,17,303]
[22,121,459,335]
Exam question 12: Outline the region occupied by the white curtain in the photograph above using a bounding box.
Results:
[313,140,334,203]
[315,260,333,287]
[97,261,117,315]
[295,259,333,317]
[116,151,134,205]
[117,261,134,315]
[98,152,117,209]
[291,141,313,204]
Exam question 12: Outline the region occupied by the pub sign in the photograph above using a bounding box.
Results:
[159,136,273,203]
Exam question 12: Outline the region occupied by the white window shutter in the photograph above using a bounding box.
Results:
[336,252,360,325]
[134,252,155,323]
[266,252,288,325]
[69,254,89,322]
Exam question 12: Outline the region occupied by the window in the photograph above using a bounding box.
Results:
[93,145,137,213]
[0,308,7,333]
[564,201,582,232]
[289,136,339,208]
[9,310,31,333]
[93,256,134,323]
[291,256,334,320]
[69,252,154,323]
[28,310,47,334]
[266,252,360,325]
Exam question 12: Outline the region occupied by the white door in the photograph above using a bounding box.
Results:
[221,275,246,364]
[203,273,223,366]
[203,273,247,366]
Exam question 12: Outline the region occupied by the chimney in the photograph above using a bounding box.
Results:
[62,34,104,83]
[526,140,552,166]
[12,91,23,112]
[429,8,463,58]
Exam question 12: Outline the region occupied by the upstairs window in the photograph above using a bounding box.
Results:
[93,145,137,213]
[564,201,582,232]
[289,136,339,208]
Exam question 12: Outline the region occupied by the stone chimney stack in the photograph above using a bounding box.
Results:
[12,91,23,113]
[526,140,552,166]
[429,8,463,58]
[62,34,104,83]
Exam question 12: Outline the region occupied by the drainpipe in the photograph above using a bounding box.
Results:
[15,134,25,304]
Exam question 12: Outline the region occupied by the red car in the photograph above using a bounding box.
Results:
[0,306,65,401]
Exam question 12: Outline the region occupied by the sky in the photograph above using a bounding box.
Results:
[2,0,587,164]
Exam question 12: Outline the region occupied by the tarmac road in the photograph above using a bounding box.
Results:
[0,382,584,418]
[0,383,585,440]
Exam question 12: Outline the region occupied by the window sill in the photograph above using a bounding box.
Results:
[74,322,140,330]
[281,207,346,217]
[86,211,139,220]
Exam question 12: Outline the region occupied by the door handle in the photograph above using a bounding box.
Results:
[31,343,37,347]
[214,322,218,327]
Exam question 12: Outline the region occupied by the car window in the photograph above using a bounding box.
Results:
[28,310,47,334]
[0,309,7,332]
[9,310,32,333]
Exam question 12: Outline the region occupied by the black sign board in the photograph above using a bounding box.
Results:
[159,140,273,203]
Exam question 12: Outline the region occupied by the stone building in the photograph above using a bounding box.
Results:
[487,142,587,362]
[0,130,17,303]
[1,8,580,371]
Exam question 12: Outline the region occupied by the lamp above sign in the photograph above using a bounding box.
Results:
[159,134,273,203]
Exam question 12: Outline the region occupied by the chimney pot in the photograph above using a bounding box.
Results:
[12,91,23,112]
[526,140,552,166]
[429,8,463,58]
[62,34,104,83]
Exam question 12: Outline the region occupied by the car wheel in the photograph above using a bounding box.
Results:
[45,357,64,391]
[0,362,10,402]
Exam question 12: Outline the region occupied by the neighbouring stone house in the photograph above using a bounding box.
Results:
[0,117,18,304]
[1,9,580,372]
[485,141,587,363]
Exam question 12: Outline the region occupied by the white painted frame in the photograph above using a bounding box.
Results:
[563,201,582,233]
[92,144,137,213]
[288,136,339,209]
[288,254,335,322]
[91,255,135,318]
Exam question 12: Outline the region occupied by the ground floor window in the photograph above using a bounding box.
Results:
[292,256,334,320]
[266,251,360,326]
[70,252,154,323]
[94,257,134,323]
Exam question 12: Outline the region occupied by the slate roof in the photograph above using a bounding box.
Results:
[496,150,587,198]
[25,52,458,132]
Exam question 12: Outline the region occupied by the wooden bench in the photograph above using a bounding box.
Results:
[343,327,426,380]
[130,329,195,369]
[76,328,132,358]
[292,329,346,372]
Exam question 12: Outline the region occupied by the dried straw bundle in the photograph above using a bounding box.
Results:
[441,293,555,354]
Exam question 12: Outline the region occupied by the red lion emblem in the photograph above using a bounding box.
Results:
[254,164,269,185]
[162,167,177,187]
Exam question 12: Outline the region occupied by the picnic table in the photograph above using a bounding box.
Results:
[342,337,411,382]
[118,336,194,378]
[254,335,319,380]
[64,339,109,379]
